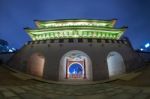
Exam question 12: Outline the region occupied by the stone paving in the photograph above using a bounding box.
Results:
[0,83,150,99]
[1,65,150,99]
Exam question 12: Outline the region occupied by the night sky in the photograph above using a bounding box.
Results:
[0,0,149,49]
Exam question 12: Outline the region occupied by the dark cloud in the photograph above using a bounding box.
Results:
[0,0,149,49]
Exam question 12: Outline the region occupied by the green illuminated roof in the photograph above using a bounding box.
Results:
[35,19,117,28]
[25,19,126,40]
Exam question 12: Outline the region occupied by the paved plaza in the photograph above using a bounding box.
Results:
[0,65,150,99]
[1,82,150,99]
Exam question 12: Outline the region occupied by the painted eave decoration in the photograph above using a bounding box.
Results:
[25,19,126,40]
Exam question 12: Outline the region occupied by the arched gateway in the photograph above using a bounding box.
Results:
[59,50,93,81]
[107,51,126,77]
[7,19,142,82]
[27,53,45,77]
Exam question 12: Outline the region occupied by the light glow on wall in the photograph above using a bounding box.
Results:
[107,51,126,77]
[27,53,45,77]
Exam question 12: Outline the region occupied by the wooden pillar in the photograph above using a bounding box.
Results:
[84,59,86,79]
[66,59,68,79]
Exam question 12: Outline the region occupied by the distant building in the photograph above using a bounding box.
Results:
[139,43,150,52]
[0,39,16,63]
[0,39,16,53]
[0,39,9,53]
[8,19,143,82]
